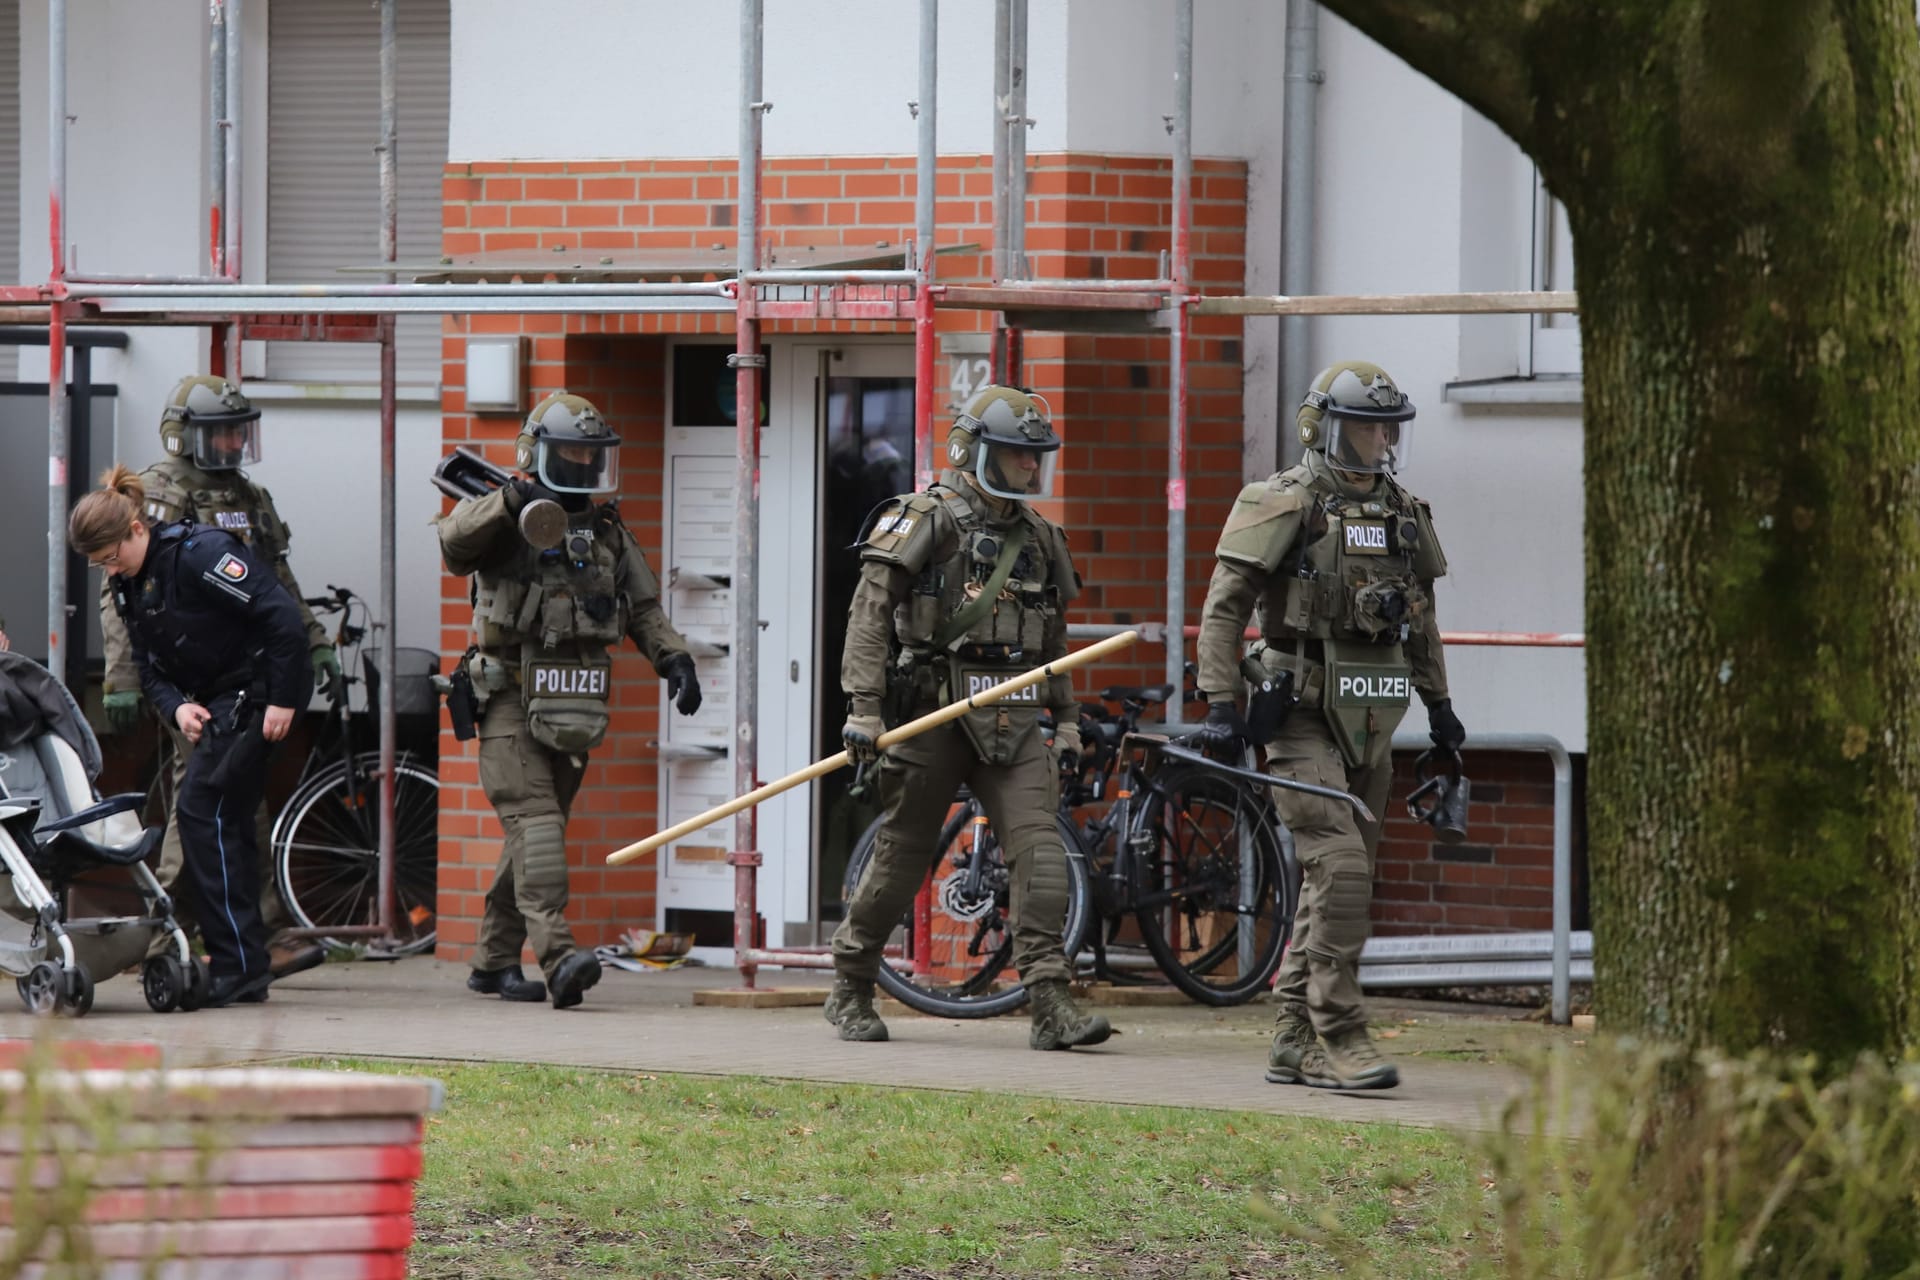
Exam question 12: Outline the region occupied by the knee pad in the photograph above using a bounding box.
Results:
[520,818,569,896]
[1008,836,1070,929]
[1304,849,1372,961]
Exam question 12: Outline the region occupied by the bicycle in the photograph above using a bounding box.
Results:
[269,585,441,955]
[842,672,1346,1014]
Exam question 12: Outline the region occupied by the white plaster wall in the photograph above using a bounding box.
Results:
[13,0,444,655]
[1306,14,1586,751]
[8,0,1587,747]
[450,0,1069,160]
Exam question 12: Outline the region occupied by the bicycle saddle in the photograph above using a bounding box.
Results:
[1100,683,1176,705]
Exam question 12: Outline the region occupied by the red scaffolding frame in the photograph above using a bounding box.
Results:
[14,0,1583,987]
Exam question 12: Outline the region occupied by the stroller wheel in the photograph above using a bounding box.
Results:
[60,964,94,1017]
[143,955,187,1013]
[177,957,212,1013]
[18,961,61,1016]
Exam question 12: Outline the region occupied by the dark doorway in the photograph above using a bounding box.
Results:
[814,372,917,921]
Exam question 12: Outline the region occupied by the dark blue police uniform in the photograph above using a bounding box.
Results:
[109,520,312,1005]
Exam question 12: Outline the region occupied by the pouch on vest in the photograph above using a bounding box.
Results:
[1320,639,1412,769]
[521,652,613,754]
[944,662,1043,766]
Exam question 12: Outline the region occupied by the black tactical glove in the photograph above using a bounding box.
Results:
[842,712,884,766]
[662,654,702,716]
[1427,697,1466,754]
[1192,701,1250,756]
[507,477,562,511]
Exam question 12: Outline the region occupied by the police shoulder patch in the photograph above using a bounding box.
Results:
[213,552,249,582]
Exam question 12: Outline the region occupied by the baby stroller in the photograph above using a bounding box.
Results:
[0,650,204,1016]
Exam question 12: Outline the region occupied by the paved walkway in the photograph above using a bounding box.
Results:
[0,956,1578,1134]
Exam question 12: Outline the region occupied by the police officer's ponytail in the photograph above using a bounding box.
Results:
[68,464,149,556]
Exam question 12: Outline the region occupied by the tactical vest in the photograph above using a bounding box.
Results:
[1257,465,1445,768]
[889,484,1074,765]
[469,502,632,755]
[140,459,291,562]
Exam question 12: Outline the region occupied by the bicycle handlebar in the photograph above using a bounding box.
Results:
[1145,739,1376,825]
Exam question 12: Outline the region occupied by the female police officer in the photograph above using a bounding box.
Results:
[69,465,313,1008]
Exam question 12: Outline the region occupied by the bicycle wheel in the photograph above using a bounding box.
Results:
[272,752,441,955]
[844,801,1093,1019]
[1130,764,1296,1006]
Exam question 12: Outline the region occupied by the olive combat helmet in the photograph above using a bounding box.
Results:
[1294,361,1415,476]
[518,392,622,494]
[946,385,1061,501]
[160,374,262,471]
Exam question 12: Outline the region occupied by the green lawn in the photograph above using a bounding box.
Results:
[303,1059,1515,1280]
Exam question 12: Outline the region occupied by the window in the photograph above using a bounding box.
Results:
[266,0,448,384]
[1450,108,1582,400]
[1530,173,1580,377]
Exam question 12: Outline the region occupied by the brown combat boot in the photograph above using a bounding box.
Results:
[1263,1007,1317,1085]
[1306,1025,1400,1090]
[823,976,889,1042]
[1027,980,1112,1050]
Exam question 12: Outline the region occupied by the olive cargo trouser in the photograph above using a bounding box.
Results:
[1265,711,1394,1040]
[474,694,587,980]
[832,719,1073,986]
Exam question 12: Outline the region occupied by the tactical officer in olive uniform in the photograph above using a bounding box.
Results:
[1194,361,1465,1090]
[98,376,332,978]
[827,386,1111,1051]
[438,392,702,1010]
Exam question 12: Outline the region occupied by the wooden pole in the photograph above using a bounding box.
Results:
[606,630,1139,867]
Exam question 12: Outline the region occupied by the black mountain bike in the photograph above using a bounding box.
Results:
[842,674,1335,1014]
[270,586,441,955]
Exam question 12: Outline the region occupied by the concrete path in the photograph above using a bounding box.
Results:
[0,956,1579,1134]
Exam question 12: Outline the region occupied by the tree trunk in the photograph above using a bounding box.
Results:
[1550,0,1920,1058]
[1323,0,1920,1060]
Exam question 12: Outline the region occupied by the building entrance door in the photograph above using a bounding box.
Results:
[785,343,917,935]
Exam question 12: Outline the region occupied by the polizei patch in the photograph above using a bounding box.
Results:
[1342,521,1389,555]
[213,511,253,532]
[529,664,610,699]
[966,672,1040,702]
[213,553,249,581]
[1335,672,1410,704]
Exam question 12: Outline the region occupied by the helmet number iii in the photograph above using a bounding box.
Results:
[518,392,623,495]
[160,374,262,472]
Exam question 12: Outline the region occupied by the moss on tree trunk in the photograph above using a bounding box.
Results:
[1318,0,1920,1060]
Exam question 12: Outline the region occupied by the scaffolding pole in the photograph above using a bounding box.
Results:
[1165,0,1193,719]
[223,0,244,376]
[375,0,400,947]
[45,0,68,691]
[913,0,938,489]
[730,0,767,988]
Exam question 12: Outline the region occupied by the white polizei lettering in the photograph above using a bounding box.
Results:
[1344,522,1388,551]
[1338,674,1410,702]
[967,674,1039,702]
[534,667,608,697]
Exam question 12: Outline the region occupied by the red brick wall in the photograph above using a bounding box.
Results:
[1373,749,1589,935]
[432,152,1247,963]
[429,151,1575,967]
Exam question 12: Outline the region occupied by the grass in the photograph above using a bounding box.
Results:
[298,1058,1507,1280]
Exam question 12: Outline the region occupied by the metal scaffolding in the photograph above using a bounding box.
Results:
[15,0,1585,998]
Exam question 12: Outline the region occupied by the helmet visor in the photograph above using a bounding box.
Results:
[190,419,262,471]
[974,440,1057,501]
[1324,416,1407,475]
[538,439,620,494]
